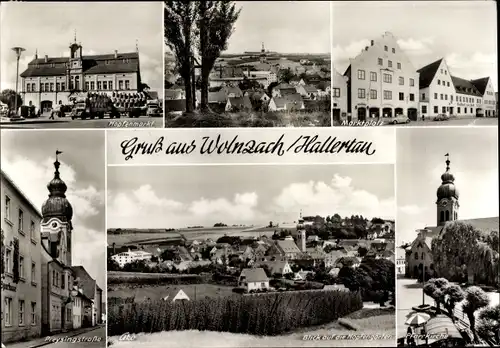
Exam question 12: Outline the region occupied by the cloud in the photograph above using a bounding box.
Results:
[273,174,395,220]
[399,205,427,215]
[397,37,434,56]
[332,39,371,66]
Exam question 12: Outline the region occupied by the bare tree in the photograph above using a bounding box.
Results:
[196,1,240,112]
[164,1,196,113]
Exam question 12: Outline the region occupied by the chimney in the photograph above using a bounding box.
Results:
[44,55,48,63]
[371,40,374,46]
[114,50,118,59]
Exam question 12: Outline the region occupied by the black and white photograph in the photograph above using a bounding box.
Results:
[106,165,396,347]
[164,1,332,128]
[0,2,163,129]
[331,1,498,126]
[1,131,106,348]
[395,128,499,347]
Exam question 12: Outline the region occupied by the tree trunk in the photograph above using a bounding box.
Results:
[466,311,477,342]
[199,0,209,112]
[182,18,193,114]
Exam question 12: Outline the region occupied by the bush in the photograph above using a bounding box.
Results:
[108,289,363,336]
[107,273,204,286]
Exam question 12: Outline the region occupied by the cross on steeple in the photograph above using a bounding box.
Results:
[445,153,450,170]
[74,30,77,44]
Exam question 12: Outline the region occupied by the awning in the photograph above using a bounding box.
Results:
[425,315,462,344]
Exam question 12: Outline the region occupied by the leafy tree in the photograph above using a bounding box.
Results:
[338,266,373,291]
[477,304,500,345]
[161,249,178,261]
[196,1,240,112]
[278,68,294,84]
[423,278,450,313]
[331,214,342,224]
[0,89,23,113]
[107,258,121,271]
[463,286,491,342]
[371,217,385,224]
[357,246,368,257]
[444,284,465,320]
[267,82,278,96]
[164,1,197,113]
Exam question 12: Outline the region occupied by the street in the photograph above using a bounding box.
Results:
[385,117,498,127]
[397,278,499,339]
[0,116,163,129]
[43,326,105,348]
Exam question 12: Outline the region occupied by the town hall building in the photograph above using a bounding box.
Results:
[20,36,144,113]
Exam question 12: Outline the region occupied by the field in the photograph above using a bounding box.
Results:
[109,283,236,302]
[108,309,395,347]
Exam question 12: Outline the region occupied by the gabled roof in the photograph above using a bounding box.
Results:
[255,261,290,274]
[275,83,295,90]
[227,96,252,109]
[303,85,319,93]
[470,77,490,95]
[240,268,269,282]
[223,85,243,96]
[417,58,443,89]
[451,76,482,96]
[72,266,96,300]
[276,240,301,253]
[20,52,139,78]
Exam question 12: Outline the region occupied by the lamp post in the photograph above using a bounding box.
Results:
[11,47,25,118]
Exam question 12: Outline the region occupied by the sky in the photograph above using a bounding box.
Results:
[1,130,106,293]
[222,1,330,54]
[107,165,395,229]
[332,1,498,90]
[0,2,163,93]
[396,127,498,245]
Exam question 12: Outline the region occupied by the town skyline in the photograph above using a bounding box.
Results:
[332,1,498,90]
[0,2,163,93]
[396,127,499,245]
[1,130,106,292]
[107,165,395,229]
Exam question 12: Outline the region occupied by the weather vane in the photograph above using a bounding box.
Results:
[56,150,63,162]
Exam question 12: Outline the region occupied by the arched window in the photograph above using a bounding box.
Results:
[440,211,445,222]
[454,211,457,220]
[75,76,80,90]
[414,252,418,260]
[446,210,450,221]
[421,252,424,260]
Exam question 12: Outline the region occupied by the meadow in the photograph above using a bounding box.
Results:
[108,290,363,336]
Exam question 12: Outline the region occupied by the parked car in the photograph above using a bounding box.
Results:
[389,114,410,124]
[433,114,449,121]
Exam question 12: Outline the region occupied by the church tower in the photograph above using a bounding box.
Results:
[68,31,83,90]
[436,154,459,226]
[260,42,267,64]
[296,210,306,252]
[40,151,73,266]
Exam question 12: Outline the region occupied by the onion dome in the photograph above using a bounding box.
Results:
[41,153,73,222]
[437,156,459,200]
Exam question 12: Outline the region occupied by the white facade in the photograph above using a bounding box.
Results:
[455,91,481,117]
[479,78,496,117]
[419,59,457,118]
[331,67,348,120]
[72,294,83,329]
[346,32,419,121]
[111,250,152,268]
[243,70,277,88]
[246,281,270,292]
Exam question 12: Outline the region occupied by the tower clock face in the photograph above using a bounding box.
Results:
[52,222,59,229]
[440,200,448,207]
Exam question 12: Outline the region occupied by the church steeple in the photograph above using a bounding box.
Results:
[436,153,459,226]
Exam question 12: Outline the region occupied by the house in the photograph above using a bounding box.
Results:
[164,88,185,100]
[255,260,293,275]
[307,235,320,243]
[335,256,360,268]
[324,250,347,268]
[396,247,407,276]
[276,240,302,260]
[328,267,341,277]
[225,96,253,112]
[163,288,190,302]
[245,90,270,103]
[238,268,270,292]
[296,84,319,99]
[323,284,348,292]
[271,83,297,98]
[222,85,244,98]
[268,93,305,112]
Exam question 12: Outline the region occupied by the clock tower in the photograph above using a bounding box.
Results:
[436,154,459,226]
[40,151,73,266]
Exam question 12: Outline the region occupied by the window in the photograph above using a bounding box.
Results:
[445,95,448,101]
[50,83,54,92]
[19,300,25,326]
[442,106,446,113]
[388,60,392,68]
[434,106,438,113]
[85,82,89,91]
[19,256,24,279]
[44,83,49,92]
[384,45,388,51]
[261,282,266,288]
[5,195,11,220]
[414,252,418,260]
[383,74,392,83]
[422,93,426,101]
[458,107,461,113]
[357,88,366,99]
[399,92,404,101]
[332,88,340,97]
[5,248,12,274]
[370,72,377,81]
[125,80,130,90]
[27,84,31,92]
[437,80,441,85]
[377,58,383,66]
[52,270,56,287]
[397,62,401,69]
[31,262,36,283]
[450,95,453,102]
[119,80,124,90]
[422,105,427,113]
[18,209,24,233]
[357,70,365,80]
[410,78,414,87]
[4,298,12,326]
[61,82,65,91]
[421,252,425,260]
[103,81,108,90]
[409,93,415,101]
[97,81,102,90]
[32,83,36,92]
[370,89,377,99]
[399,77,404,85]
[434,93,437,100]
[30,220,35,241]
[31,302,36,325]
[109,81,113,90]
[61,273,65,289]
[440,94,443,100]
[75,76,80,90]
[383,90,392,100]
[392,47,395,53]
[40,84,45,92]
[56,83,60,92]
[447,82,450,87]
